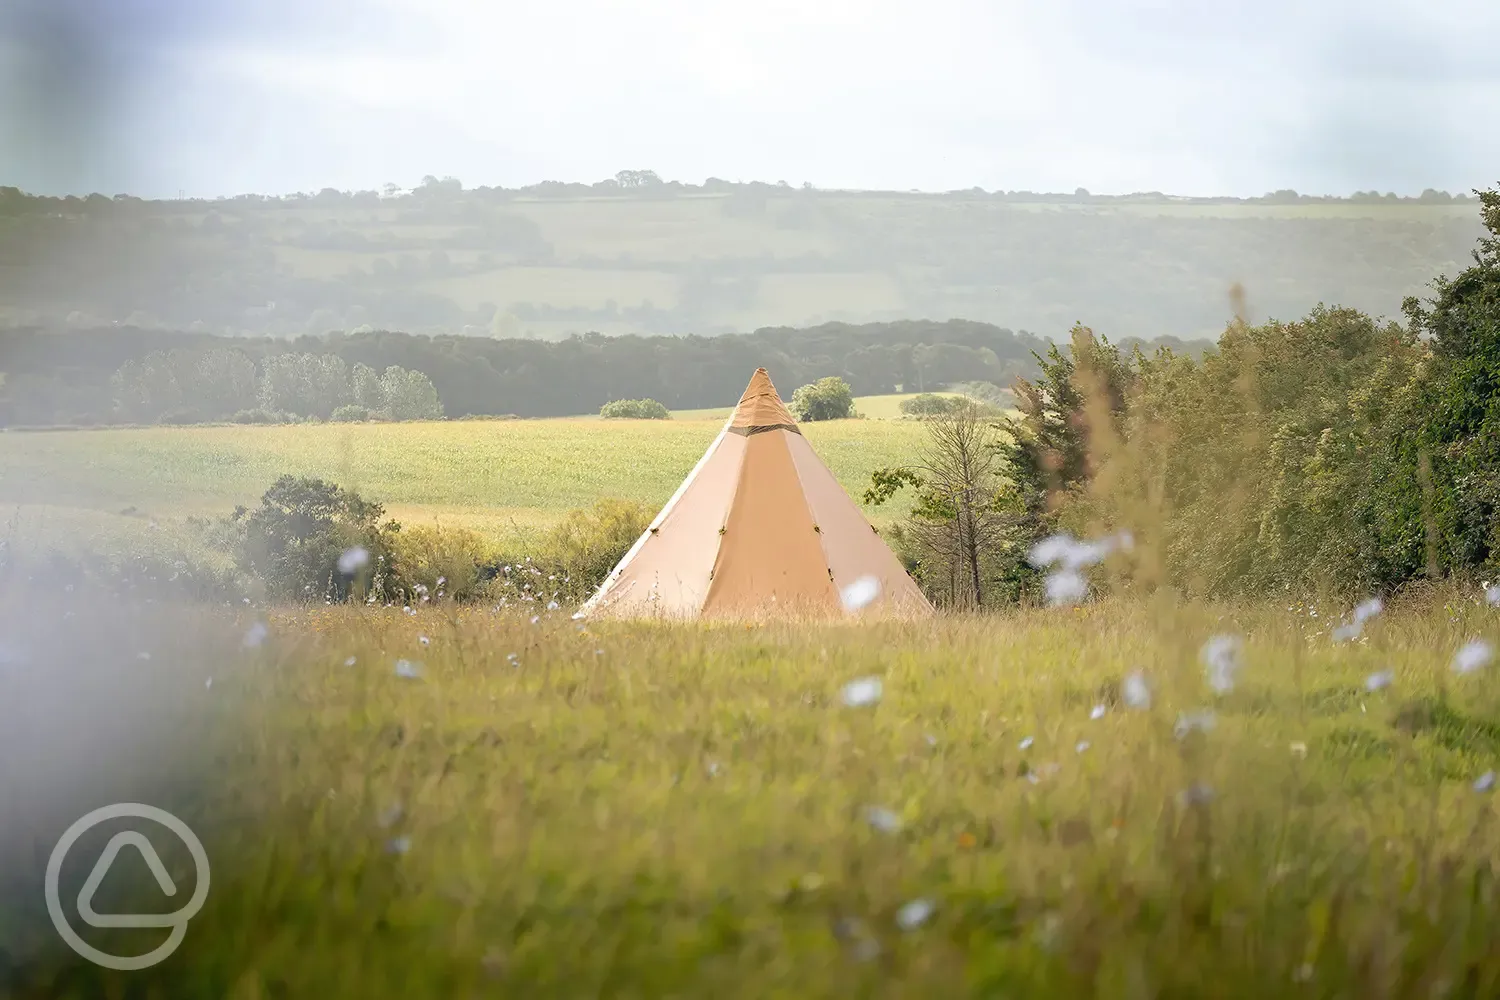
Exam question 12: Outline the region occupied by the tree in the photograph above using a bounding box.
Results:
[865,400,1011,607]
[350,363,385,411]
[258,353,351,418]
[789,376,855,421]
[233,476,398,601]
[379,366,443,420]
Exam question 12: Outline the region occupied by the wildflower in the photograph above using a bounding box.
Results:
[864,806,902,833]
[1044,568,1087,607]
[1364,669,1394,691]
[1089,704,1107,720]
[1333,596,1383,642]
[402,605,413,615]
[387,836,412,855]
[1200,635,1242,694]
[571,610,586,621]
[242,621,269,648]
[436,576,446,586]
[956,831,977,849]
[895,898,936,931]
[1453,639,1494,675]
[1075,740,1091,753]
[1289,741,1307,758]
[1486,583,1500,607]
[546,600,560,611]
[1177,782,1215,806]
[337,546,370,574]
[840,575,881,612]
[706,761,722,777]
[506,652,519,667]
[418,635,430,647]
[530,615,540,625]
[394,659,423,679]
[1123,670,1151,709]
[344,655,358,667]
[841,676,883,708]
[1018,736,1034,750]
[1475,771,1496,793]
[1174,709,1217,740]
[204,677,212,690]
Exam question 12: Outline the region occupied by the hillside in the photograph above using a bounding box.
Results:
[0,180,1486,342]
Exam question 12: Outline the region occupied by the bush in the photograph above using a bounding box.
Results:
[899,393,964,418]
[330,405,370,423]
[600,398,670,420]
[387,525,494,602]
[536,498,654,599]
[230,475,399,601]
[230,408,286,424]
[789,377,855,421]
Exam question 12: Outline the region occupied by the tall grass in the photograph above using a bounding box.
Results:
[7,585,1500,997]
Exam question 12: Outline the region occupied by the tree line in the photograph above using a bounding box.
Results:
[0,319,1207,427]
[870,184,1500,605]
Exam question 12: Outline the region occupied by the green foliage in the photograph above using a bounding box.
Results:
[898,393,964,417]
[528,497,655,600]
[789,377,855,421]
[258,353,351,419]
[600,398,670,420]
[330,404,371,423]
[231,475,399,601]
[380,366,444,420]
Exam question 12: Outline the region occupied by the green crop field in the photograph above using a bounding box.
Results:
[0,408,934,562]
[7,589,1500,997]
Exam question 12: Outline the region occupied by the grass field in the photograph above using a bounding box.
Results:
[7,589,1500,997]
[0,406,935,561]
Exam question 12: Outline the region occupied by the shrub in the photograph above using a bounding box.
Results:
[230,408,286,424]
[157,407,206,425]
[600,398,670,420]
[386,525,495,602]
[230,475,399,601]
[330,405,370,423]
[536,498,654,599]
[899,393,963,418]
[789,377,855,421]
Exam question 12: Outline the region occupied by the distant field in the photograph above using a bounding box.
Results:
[0,414,933,560]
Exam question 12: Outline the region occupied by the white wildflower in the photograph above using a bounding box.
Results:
[387,836,412,855]
[1174,709,1217,740]
[1364,669,1394,692]
[1453,639,1494,675]
[337,546,370,574]
[1177,782,1215,806]
[394,659,423,679]
[1018,736,1034,750]
[1089,704,1107,720]
[841,676,883,708]
[1123,671,1152,709]
[242,621,269,648]
[344,655,357,667]
[530,615,540,625]
[895,898,935,931]
[546,600,559,611]
[1200,634,1242,694]
[840,575,881,612]
[864,806,902,833]
[1044,568,1087,607]
[571,610,587,620]
[1475,771,1496,793]
[1075,740,1091,753]
[204,677,212,690]
[418,635,430,647]
[1485,582,1500,606]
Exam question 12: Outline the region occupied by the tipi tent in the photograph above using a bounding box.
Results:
[578,368,933,620]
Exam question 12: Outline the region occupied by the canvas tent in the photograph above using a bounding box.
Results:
[578,368,933,620]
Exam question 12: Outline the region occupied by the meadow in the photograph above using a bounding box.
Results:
[0,400,937,564]
[7,587,1500,997]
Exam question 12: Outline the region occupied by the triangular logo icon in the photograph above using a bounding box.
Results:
[76,832,182,929]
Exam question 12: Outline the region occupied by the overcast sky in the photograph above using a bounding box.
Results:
[2,0,1497,199]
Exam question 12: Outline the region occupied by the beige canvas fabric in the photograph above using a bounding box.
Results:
[579,368,934,621]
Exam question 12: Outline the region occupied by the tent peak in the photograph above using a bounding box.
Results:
[730,367,798,434]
